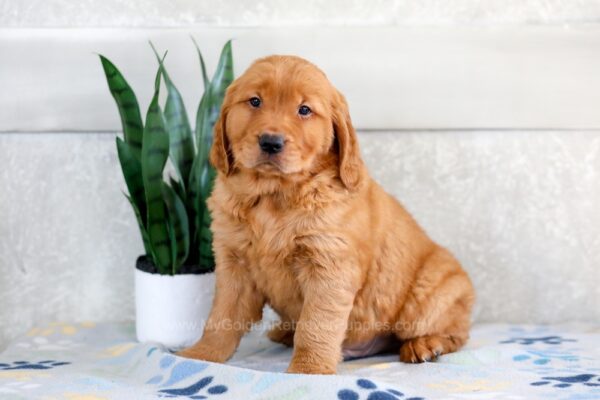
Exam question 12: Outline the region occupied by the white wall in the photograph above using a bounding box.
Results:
[1,129,599,350]
[1,1,600,349]
[3,0,600,27]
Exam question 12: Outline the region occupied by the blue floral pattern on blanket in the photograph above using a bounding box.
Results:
[0,321,599,399]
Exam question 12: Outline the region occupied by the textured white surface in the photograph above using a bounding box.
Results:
[1,130,599,350]
[0,133,140,349]
[2,0,600,27]
[360,131,600,326]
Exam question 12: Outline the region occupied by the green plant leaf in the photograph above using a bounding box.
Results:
[198,201,215,271]
[195,39,234,159]
[187,161,216,268]
[189,40,233,201]
[141,68,171,273]
[116,137,146,227]
[124,193,152,255]
[187,40,233,269]
[150,43,195,187]
[191,37,210,92]
[198,165,216,270]
[169,176,186,201]
[99,55,144,159]
[162,183,190,274]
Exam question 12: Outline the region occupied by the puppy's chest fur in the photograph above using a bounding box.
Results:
[226,192,338,319]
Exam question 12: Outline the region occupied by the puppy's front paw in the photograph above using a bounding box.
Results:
[286,362,336,375]
[287,349,337,375]
[176,344,228,363]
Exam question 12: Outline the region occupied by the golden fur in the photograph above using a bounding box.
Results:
[178,55,475,374]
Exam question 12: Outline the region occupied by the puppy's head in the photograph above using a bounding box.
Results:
[210,55,363,190]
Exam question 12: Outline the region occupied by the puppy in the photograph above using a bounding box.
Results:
[178,55,475,374]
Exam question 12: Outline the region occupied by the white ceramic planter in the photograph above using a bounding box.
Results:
[135,267,215,351]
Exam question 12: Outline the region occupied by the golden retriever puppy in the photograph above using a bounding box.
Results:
[178,55,475,374]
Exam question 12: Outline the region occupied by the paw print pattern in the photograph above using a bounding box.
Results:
[512,349,578,365]
[0,360,70,370]
[158,375,227,399]
[500,336,576,345]
[337,379,424,400]
[531,374,600,388]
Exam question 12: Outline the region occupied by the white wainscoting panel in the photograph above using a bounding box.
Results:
[2,26,600,132]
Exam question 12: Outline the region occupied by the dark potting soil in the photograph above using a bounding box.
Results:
[136,255,214,275]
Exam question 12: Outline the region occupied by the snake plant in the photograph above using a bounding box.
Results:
[99,39,234,275]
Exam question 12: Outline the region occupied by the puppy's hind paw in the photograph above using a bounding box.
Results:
[399,334,464,363]
[267,322,295,347]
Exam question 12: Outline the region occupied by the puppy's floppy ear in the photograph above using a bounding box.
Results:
[210,104,233,175]
[332,89,364,190]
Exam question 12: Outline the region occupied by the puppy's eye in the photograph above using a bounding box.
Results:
[249,97,261,108]
[298,105,312,116]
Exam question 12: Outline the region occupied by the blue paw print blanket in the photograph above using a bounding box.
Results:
[0,322,599,399]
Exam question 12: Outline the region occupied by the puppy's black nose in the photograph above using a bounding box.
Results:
[258,134,285,154]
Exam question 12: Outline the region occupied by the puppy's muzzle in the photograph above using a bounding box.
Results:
[259,134,285,155]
